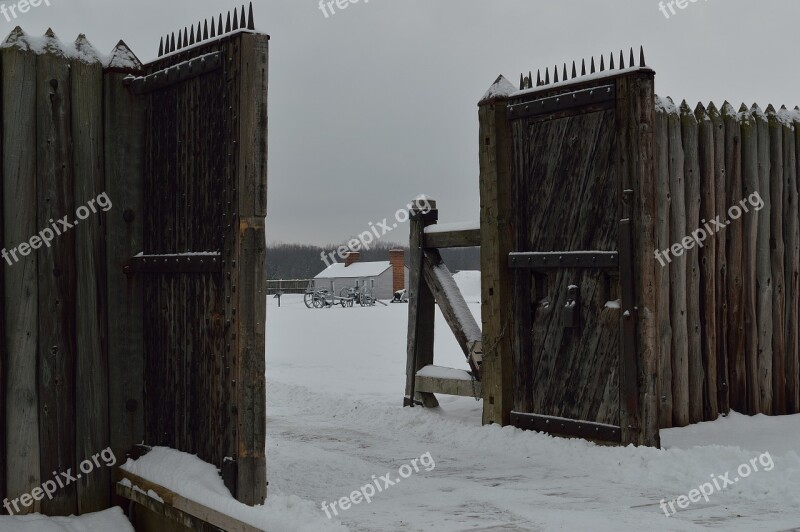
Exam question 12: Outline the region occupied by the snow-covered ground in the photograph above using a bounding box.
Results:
[267,271,800,531]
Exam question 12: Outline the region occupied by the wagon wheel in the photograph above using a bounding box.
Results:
[339,287,352,299]
[340,298,348,308]
[313,294,326,308]
[303,291,315,308]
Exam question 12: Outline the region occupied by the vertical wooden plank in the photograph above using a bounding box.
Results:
[709,103,730,415]
[405,199,439,408]
[667,98,689,427]
[723,102,745,414]
[754,106,773,415]
[654,100,673,428]
[768,106,785,415]
[681,101,704,424]
[1,29,40,514]
[622,73,659,447]
[103,42,145,470]
[478,76,516,426]
[0,37,6,512]
[71,36,109,513]
[792,109,800,413]
[696,103,718,420]
[236,33,269,505]
[36,30,78,516]
[740,107,760,414]
[782,107,799,415]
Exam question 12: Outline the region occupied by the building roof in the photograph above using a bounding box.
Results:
[314,261,392,280]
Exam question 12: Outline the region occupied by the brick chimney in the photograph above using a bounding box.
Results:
[389,249,405,292]
[344,251,361,267]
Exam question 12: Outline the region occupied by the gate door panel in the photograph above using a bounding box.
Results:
[507,69,656,446]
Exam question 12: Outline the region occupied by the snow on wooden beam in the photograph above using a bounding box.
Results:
[422,249,483,377]
[415,365,481,398]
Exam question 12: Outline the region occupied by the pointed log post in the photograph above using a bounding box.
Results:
[71,34,110,514]
[681,101,704,424]
[768,105,786,415]
[478,76,516,426]
[754,105,773,415]
[654,99,673,428]
[1,26,41,514]
[791,109,800,413]
[781,106,799,415]
[741,106,760,414]
[405,197,439,408]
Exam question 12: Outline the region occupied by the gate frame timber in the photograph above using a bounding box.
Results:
[479,63,660,447]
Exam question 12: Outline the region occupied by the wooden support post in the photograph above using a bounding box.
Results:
[72,36,110,514]
[37,31,78,516]
[654,101,673,428]
[104,42,145,476]
[1,28,40,513]
[755,106,773,415]
[741,107,760,414]
[405,197,439,408]
[478,76,516,426]
[768,106,786,415]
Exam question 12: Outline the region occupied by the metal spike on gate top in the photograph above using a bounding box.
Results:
[544,68,550,85]
[629,48,635,68]
[247,2,255,30]
[571,61,577,79]
[158,37,164,57]
[189,25,195,45]
[553,65,559,83]
[240,5,247,29]
[536,69,542,86]
[233,7,240,30]
[177,29,183,49]
[203,19,209,40]
[197,21,202,41]
[640,46,646,67]
[591,57,596,73]
[226,11,232,33]
[562,63,567,81]
[170,32,175,52]
[609,52,615,70]
[600,55,605,71]
[619,50,625,69]
[218,14,223,36]
[581,59,586,76]
[519,73,524,90]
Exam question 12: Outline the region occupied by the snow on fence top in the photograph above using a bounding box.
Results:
[655,95,800,125]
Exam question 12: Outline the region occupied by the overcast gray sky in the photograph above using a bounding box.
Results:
[9,0,800,245]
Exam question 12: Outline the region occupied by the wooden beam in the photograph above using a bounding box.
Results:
[405,198,439,408]
[422,248,483,376]
[415,366,480,398]
[117,470,262,532]
[423,228,480,249]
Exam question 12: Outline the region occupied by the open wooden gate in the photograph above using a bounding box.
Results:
[480,51,660,447]
[124,12,268,503]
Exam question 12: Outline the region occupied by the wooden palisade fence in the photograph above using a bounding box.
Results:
[409,48,800,449]
[0,3,268,523]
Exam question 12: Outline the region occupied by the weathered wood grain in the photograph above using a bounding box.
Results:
[740,107,760,414]
[36,34,78,516]
[709,103,730,415]
[478,79,515,426]
[103,42,145,481]
[768,106,785,415]
[405,200,439,408]
[71,37,109,513]
[667,99,689,427]
[696,103,718,420]
[655,102,673,428]
[781,108,798,416]
[792,111,800,412]
[753,105,774,417]
[1,30,40,512]
[723,102,745,414]
[681,101,704,424]
[424,229,481,249]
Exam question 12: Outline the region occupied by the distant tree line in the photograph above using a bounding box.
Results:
[267,241,480,279]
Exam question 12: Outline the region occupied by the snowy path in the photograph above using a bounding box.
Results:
[266,274,800,531]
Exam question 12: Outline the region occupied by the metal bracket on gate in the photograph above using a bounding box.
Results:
[124,52,224,95]
[507,84,616,121]
[509,251,619,270]
[562,285,580,329]
[123,253,222,276]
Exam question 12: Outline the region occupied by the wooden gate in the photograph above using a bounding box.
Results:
[126,10,268,504]
[480,50,660,446]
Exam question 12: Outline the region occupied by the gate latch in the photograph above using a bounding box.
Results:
[563,284,580,329]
